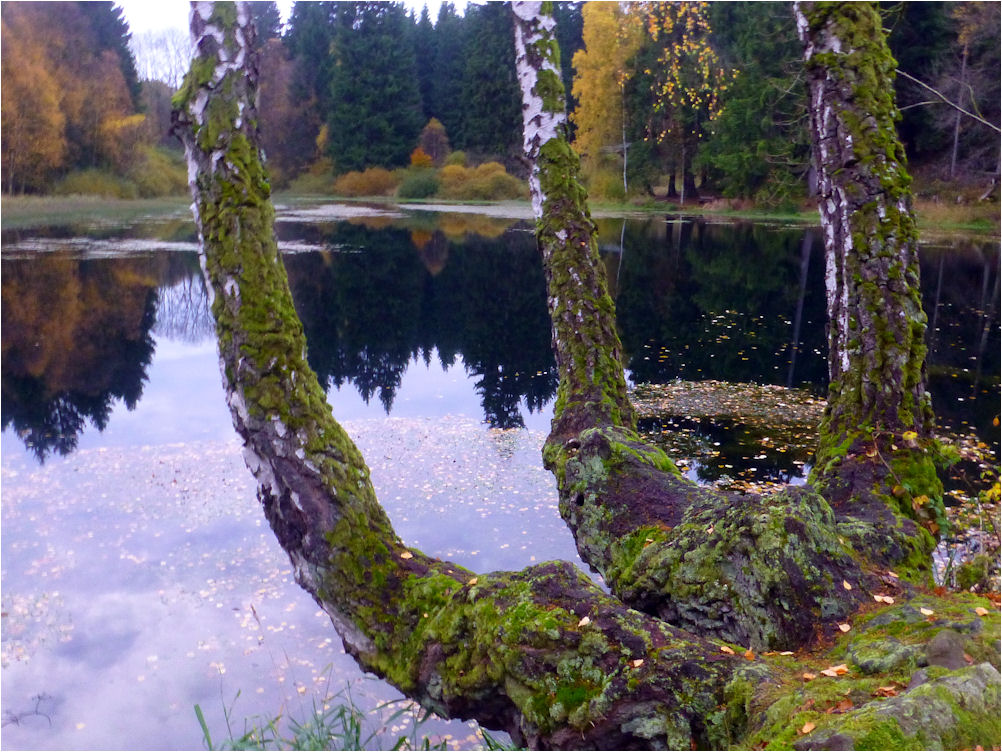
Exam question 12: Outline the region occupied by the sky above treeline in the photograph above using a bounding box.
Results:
[118,0,464,34]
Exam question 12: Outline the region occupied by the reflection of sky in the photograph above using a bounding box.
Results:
[1,331,570,749]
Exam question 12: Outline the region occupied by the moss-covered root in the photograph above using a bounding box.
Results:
[514,2,634,441]
[796,2,942,534]
[544,426,871,651]
[321,554,756,750]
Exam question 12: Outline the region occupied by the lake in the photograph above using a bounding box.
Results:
[1,203,998,749]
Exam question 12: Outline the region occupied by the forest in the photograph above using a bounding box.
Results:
[2,1,999,211]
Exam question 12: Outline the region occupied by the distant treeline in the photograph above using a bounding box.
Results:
[2,2,998,205]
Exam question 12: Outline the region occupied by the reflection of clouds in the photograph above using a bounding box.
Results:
[0,420,564,749]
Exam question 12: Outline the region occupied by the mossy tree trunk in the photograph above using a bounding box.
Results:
[171,2,982,749]
[172,3,749,748]
[795,0,944,552]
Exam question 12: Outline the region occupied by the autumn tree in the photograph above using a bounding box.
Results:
[570,2,644,194]
[630,1,733,201]
[174,2,999,748]
[1,16,68,192]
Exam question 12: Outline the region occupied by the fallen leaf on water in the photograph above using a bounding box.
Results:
[919,607,934,616]
[578,616,591,627]
[743,648,755,661]
[799,721,816,735]
[821,664,849,677]
[838,623,852,632]
[842,580,852,591]
[720,645,736,655]
[399,551,413,560]
[874,686,898,697]
[975,607,989,616]
[802,672,817,681]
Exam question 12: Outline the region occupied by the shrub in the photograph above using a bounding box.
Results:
[436,162,526,201]
[128,147,188,198]
[333,167,398,197]
[444,151,466,167]
[52,169,139,199]
[396,169,439,199]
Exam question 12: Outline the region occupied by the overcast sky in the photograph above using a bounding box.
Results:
[118,1,455,35]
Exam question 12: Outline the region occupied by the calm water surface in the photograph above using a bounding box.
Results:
[1,205,998,749]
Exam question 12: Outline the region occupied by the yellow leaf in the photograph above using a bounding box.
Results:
[838,623,852,632]
[920,607,934,616]
[743,648,755,661]
[874,594,895,604]
[902,430,918,441]
[800,721,816,735]
[802,672,817,681]
[821,664,849,677]
[632,659,644,668]
[720,645,735,655]
[975,606,989,616]
[578,616,592,627]
[779,651,794,656]
[887,570,900,578]
[842,580,852,591]
[399,551,413,560]
[468,577,478,586]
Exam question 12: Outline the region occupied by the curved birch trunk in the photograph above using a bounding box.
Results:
[170,2,996,749]
[172,3,748,748]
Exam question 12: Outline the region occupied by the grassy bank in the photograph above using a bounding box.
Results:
[1,195,192,231]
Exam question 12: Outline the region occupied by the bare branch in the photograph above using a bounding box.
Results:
[896,68,1001,134]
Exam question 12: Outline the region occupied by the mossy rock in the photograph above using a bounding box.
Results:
[793,662,1001,751]
[847,637,921,675]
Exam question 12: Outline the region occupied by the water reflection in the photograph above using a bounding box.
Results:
[2,213,998,464]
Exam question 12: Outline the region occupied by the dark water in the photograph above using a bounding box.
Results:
[1,207,998,749]
[2,210,998,464]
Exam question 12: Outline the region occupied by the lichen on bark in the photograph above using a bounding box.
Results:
[795,1,944,544]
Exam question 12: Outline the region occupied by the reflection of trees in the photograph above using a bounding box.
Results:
[1,255,160,460]
[152,275,215,343]
[921,240,1001,441]
[282,222,557,427]
[613,218,829,390]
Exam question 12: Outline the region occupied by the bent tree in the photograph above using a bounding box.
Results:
[174,2,999,749]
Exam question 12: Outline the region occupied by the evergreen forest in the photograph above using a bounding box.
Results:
[2,1,999,211]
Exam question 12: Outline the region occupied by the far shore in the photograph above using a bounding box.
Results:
[2,192,998,238]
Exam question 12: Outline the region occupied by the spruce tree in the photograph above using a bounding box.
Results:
[327,2,424,171]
